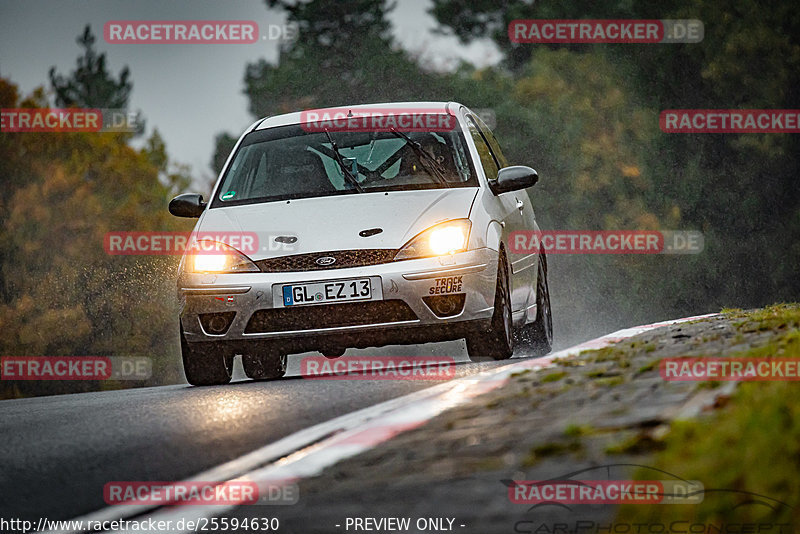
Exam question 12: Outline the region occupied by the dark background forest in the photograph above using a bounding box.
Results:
[1,0,798,398]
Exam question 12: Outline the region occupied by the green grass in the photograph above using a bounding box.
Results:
[485,398,503,409]
[636,360,658,374]
[522,440,583,467]
[564,423,594,437]
[541,371,567,383]
[594,375,625,387]
[605,433,664,455]
[616,303,800,524]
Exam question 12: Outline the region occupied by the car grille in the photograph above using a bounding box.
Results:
[244,300,418,333]
[254,249,398,272]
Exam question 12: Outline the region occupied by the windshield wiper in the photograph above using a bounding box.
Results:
[324,130,364,193]
[389,129,448,185]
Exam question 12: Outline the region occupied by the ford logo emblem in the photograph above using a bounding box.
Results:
[315,256,336,266]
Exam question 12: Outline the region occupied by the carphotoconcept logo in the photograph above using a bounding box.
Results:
[508,19,703,43]
[505,464,792,533]
[509,230,704,255]
[513,520,792,533]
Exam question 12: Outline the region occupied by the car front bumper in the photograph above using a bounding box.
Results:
[178,247,498,352]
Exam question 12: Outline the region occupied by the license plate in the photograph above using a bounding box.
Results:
[282,278,372,306]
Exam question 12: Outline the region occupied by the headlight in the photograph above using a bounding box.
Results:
[184,240,259,273]
[394,219,471,260]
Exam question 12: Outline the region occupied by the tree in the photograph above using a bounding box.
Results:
[49,25,132,108]
[0,78,192,399]
[244,0,451,116]
[429,0,800,315]
[211,132,238,176]
[209,0,799,346]
[212,0,453,184]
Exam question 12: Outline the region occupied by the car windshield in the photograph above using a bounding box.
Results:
[210,121,477,207]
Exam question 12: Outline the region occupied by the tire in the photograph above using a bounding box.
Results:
[516,251,553,356]
[466,250,514,361]
[242,350,287,380]
[181,327,233,386]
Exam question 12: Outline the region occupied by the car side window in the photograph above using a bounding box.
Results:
[474,117,509,169]
[467,118,499,181]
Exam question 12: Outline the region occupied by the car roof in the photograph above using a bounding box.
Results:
[253,101,463,130]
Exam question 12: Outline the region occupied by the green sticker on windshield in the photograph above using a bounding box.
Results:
[222,191,236,200]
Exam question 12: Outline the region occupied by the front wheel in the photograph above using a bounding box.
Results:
[516,251,553,356]
[181,328,233,386]
[466,251,514,361]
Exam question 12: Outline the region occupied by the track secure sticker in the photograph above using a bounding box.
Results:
[429,276,463,295]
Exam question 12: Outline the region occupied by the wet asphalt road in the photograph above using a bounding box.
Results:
[0,340,557,524]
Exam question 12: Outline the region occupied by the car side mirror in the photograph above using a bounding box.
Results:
[169,193,207,218]
[492,166,539,195]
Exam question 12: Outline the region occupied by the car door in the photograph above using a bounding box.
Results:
[465,115,536,316]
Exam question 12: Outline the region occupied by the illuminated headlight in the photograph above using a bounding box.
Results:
[193,253,229,272]
[429,225,467,255]
[184,240,259,273]
[394,219,471,260]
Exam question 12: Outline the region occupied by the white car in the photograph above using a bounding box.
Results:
[169,102,552,385]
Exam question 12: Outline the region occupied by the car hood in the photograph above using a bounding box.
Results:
[195,188,479,260]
